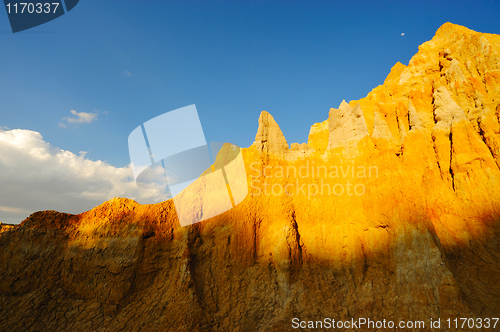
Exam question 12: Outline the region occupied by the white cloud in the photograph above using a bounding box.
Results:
[0,206,31,214]
[0,127,169,224]
[60,109,98,127]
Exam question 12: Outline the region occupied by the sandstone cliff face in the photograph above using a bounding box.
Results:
[0,223,15,234]
[1,23,500,332]
[328,100,371,154]
[307,119,328,153]
[253,111,289,156]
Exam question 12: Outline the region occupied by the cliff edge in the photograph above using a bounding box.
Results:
[1,23,500,332]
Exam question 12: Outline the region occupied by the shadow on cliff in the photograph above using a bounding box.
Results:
[1,192,499,331]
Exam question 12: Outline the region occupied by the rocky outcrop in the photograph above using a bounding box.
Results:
[433,86,468,131]
[0,222,15,234]
[307,119,328,152]
[252,111,289,156]
[1,23,500,332]
[408,100,425,130]
[328,100,371,154]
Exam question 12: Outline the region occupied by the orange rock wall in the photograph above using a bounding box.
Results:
[1,23,500,331]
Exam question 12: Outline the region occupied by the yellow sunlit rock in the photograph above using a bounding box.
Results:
[1,23,499,331]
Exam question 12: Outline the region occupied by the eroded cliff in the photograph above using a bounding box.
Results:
[1,23,500,331]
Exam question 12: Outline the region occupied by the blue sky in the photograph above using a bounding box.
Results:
[1,0,500,222]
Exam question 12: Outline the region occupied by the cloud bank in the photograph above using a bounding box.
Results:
[0,127,169,224]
